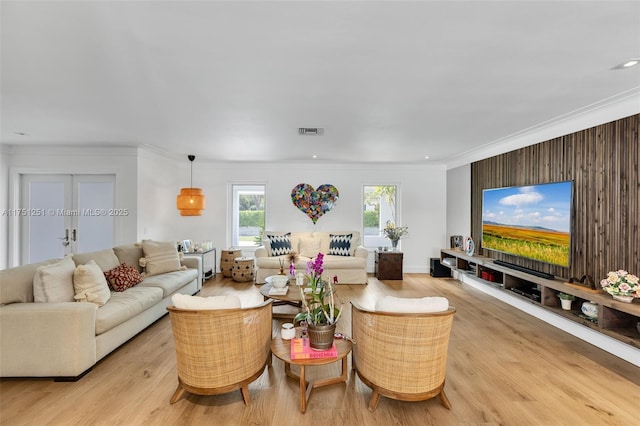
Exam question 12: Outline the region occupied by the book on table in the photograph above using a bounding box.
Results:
[268,287,288,296]
[290,338,337,360]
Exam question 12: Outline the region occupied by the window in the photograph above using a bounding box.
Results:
[231,184,265,247]
[363,185,398,248]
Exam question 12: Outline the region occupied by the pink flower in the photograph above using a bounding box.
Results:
[600,279,610,287]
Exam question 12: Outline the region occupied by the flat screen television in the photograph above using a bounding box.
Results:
[482,181,573,268]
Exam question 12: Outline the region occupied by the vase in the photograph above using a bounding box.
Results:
[581,301,598,319]
[612,295,634,303]
[391,240,399,251]
[307,323,336,350]
[560,298,573,310]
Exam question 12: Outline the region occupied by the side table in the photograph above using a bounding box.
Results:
[183,248,216,285]
[270,335,352,413]
[375,250,403,280]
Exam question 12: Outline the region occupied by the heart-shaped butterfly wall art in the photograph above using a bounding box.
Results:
[291,183,339,224]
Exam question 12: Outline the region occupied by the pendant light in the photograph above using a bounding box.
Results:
[176,155,206,216]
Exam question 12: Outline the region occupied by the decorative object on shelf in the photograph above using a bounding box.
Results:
[294,252,343,349]
[383,220,409,251]
[176,155,206,216]
[450,235,464,250]
[568,274,598,290]
[290,183,339,224]
[581,301,598,319]
[599,270,639,302]
[465,237,475,256]
[557,292,576,310]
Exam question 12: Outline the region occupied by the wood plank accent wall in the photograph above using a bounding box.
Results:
[471,114,639,281]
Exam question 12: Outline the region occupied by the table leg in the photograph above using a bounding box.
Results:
[299,365,307,413]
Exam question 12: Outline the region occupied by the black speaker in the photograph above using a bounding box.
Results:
[430,258,451,278]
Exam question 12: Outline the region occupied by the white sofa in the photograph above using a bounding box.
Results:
[255,231,368,284]
[0,242,199,380]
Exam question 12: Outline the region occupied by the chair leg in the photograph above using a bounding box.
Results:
[368,388,381,412]
[240,384,252,406]
[170,384,186,404]
[438,389,452,409]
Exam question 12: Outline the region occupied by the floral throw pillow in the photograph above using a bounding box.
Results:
[104,263,143,292]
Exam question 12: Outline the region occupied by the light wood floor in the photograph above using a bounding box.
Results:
[1,274,639,426]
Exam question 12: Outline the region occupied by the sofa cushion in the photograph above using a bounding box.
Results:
[375,296,449,313]
[299,237,321,258]
[328,233,352,256]
[113,244,144,273]
[104,263,143,292]
[95,286,163,335]
[72,249,120,272]
[73,260,111,306]
[138,269,198,297]
[33,255,76,303]
[1,258,61,304]
[171,293,241,310]
[267,232,292,256]
[140,240,182,277]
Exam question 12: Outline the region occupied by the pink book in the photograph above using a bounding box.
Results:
[290,338,337,360]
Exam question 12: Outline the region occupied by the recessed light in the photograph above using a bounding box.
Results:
[611,58,639,70]
[424,156,430,160]
[312,155,318,159]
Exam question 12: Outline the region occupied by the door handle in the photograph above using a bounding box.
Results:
[72,229,77,242]
[58,229,70,247]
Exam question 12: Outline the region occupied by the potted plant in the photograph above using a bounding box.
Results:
[557,292,576,310]
[294,253,342,349]
[383,220,409,251]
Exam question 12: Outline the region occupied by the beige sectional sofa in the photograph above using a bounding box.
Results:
[0,242,199,380]
[255,231,368,284]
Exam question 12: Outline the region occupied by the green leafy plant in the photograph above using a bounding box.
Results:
[383,220,409,243]
[294,253,342,326]
[557,292,575,300]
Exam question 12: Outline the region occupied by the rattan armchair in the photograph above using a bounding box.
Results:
[351,302,456,411]
[167,300,273,405]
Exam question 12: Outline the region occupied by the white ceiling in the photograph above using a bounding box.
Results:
[2,1,639,166]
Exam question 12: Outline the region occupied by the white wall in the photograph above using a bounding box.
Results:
[0,145,9,269]
[3,145,138,267]
[135,153,448,273]
[446,164,471,244]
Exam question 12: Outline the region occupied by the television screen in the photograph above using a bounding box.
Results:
[482,181,573,268]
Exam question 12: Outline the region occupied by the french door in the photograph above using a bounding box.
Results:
[20,174,115,264]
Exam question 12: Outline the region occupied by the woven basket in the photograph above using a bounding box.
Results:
[308,323,336,350]
[221,249,242,277]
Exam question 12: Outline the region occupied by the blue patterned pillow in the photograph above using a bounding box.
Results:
[267,233,292,256]
[328,234,352,256]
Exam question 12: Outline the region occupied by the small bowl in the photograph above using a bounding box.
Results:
[271,275,288,289]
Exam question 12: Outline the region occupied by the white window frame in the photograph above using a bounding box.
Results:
[362,184,401,249]
[229,183,266,249]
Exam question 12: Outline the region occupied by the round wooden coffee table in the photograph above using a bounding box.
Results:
[270,335,352,413]
[259,282,304,320]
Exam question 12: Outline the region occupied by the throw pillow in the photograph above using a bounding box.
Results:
[328,233,352,256]
[33,255,76,303]
[267,232,292,256]
[299,237,321,258]
[375,296,449,313]
[171,293,242,310]
[73,259,111,306]
[104,263,143,292]
[72,249,120,272]
[140,240,183,277]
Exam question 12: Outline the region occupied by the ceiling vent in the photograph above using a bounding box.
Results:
[298,127,324,136]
